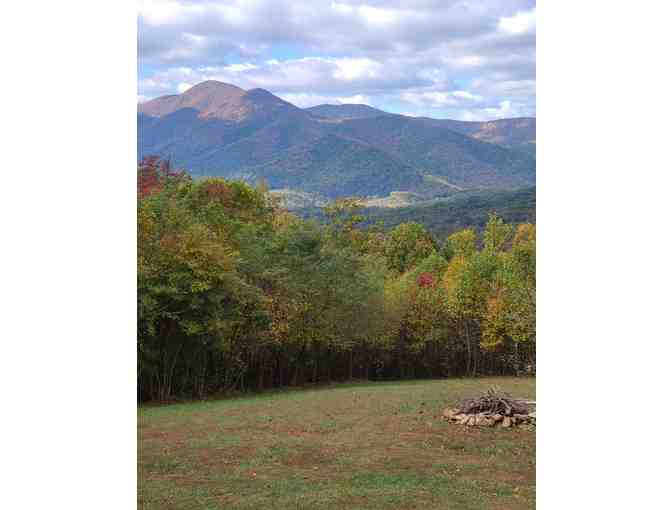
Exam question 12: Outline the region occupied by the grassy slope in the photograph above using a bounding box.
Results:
[139,377,536,510]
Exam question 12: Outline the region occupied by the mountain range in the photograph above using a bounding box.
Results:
[138,80,535,202]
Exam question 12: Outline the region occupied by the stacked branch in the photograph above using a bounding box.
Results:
[442,387,535,428]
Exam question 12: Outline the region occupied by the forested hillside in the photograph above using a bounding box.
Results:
[138,157,536,402]
[246,134,424,197]
[363,187,536,239]
[297,187,535,239]
[138,81,535,198]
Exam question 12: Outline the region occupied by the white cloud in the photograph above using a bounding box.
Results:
[360,5,398,25]
[141,56,419,97]
[484,100,514,117]
[138,0,188,25]
[278,93,338,108]
[330,2,398,25]
[401,90,484,108]
[223,63,258,73]
[452,90,483,101]
[139,0,536,62]
[330,2,354,15]
[276,92,371,108]
[455,55,484,68]
[177,82,193,93]
[498,8,536,35]
[458,100,532,121]
[336,94,370,104]
[332,58,381,81]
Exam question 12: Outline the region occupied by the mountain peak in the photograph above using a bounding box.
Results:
[243,88,293,107]
[138,81,299,121]
[182,80,244,95]
[139,80,250,120]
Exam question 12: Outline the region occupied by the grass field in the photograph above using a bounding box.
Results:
[139,377,535,509]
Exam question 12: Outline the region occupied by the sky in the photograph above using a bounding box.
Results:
[138,0,535,121]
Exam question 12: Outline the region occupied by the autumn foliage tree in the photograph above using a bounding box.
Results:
[137,158,535,401]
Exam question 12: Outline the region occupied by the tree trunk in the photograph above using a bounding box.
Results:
[326,349,332,383]
[464,322,471,377]
[269,355,276,389]
[465,322,477,377]
[198,353,207,398]
[257,350,265,391]
[165,343,182,399]
[291,363,299,386]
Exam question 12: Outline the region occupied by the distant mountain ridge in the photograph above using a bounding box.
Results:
[306,103,535,148]
[305,103,389,120]
[139,81,535,199]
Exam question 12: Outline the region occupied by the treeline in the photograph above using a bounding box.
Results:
[138,157,535,402]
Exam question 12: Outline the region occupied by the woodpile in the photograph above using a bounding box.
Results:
[442,387,536,428]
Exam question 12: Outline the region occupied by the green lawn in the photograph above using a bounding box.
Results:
[139,377,536,509]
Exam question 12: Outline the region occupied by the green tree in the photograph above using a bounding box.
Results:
[384,222,438,273]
